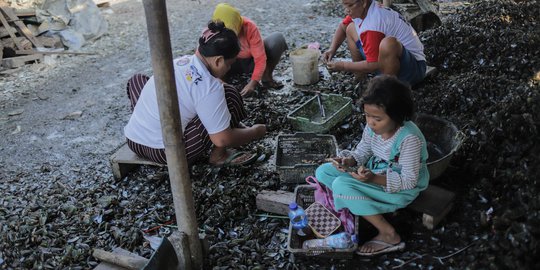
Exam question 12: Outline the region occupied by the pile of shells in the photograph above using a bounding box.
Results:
[203,0,540,268]
[412,1,539,268]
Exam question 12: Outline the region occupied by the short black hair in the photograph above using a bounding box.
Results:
[361,75,414,125]
[198,20,240,60]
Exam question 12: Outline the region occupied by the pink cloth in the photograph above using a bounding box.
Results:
[306,176,356,235]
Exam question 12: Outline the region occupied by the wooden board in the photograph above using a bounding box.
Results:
[2,36,32,51]
[0,25,17,38]
[256,190,295,215]
[14,8,35,17]
[0,12,23,50]
[36,35,63,48]
[0,4,43,48]
[425,65,437,78]
[110,143,165,179]
[16,50,96,56]
[94,247,146,270]
[407,185,455,229]
[1,54,42,68]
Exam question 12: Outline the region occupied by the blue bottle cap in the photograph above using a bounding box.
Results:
[289,202,298,210]
[351,234,358,243]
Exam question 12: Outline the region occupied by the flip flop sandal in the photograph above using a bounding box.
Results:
[261,80,284,90]
[356,240,405,257]
[214,151,259,168]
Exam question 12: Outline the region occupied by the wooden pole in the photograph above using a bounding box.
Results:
[142,0,202,268]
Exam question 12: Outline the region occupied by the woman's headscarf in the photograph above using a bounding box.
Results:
[212,3,243,35]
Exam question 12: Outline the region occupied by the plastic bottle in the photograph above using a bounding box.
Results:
[288,202,310,237]
[302,232,357,249]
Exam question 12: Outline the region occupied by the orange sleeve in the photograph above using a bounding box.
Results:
[241,17,266,82]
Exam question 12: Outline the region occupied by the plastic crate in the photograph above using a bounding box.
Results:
[287,185,359,258]
[275,133,338,183]
[287,94,352,133]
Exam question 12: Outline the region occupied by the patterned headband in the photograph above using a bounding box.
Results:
[200,27,219,44]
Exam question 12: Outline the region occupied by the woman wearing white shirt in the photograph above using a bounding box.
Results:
[124,21,266,166]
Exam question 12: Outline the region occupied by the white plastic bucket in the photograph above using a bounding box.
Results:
[290,48,320,85]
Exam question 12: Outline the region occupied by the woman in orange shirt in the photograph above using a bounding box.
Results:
[212,3,288,96]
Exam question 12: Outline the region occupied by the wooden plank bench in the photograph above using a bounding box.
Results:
[256,190,295,216]
[110,143,165,179]
[256,184,454,230]
[407,185,455,230]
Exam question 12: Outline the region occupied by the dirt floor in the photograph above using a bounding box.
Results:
[1,0,539,269]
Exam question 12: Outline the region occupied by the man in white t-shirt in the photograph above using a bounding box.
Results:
[322,0,427,86]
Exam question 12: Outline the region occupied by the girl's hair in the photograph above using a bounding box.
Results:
[198,20,240,60]
[361,75,414,125]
